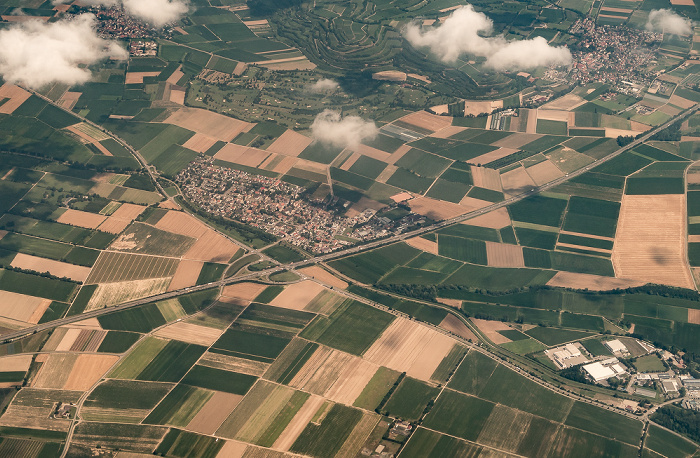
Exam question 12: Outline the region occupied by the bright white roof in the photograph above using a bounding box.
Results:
[605,339,627,353]
[584,362,615,381]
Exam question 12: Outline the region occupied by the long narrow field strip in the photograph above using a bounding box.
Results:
[272,394,326,451]
[199,352,269,376]
[612,194,694,288]
[154,321,223,346]
[86,252,179,284]
[363,318,456,382]
[546,271,645,290]
[10,253,91,282]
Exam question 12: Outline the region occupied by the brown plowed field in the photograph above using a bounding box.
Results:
[405,236,438,254]
[688,309,700,324]
[55,328,82,352]
[439,314,478,341]
[465,207,511,229]
[154,322,222,346]
[125,72,161,84]
[471,166,502,191]
[222,282,267,301]
[397,111,453,132]
[167,260,203,291]
[547,271,645,291]
[298,266,348,289]
[485,242,525,268]
[612,194,693,289]
[363,318,456,381]
[0,84,31,114]
[0,354,32,372]
[267,129,313,157]
[57,209,106,229]
[183,133,219,153]
[164,107,252,142]
[0,291,50,323]
[63,354,119,391]
[11,253,91,282]
[270,280,326,310]
[188,391,243,435]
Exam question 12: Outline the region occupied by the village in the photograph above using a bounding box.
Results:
[175,157,426,253]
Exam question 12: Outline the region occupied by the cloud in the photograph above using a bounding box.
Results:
[53,0,188,27]
[310,110,379,150]
[646,9,692,35]
[122,0,189,27]
[403,4,572,71]
[309,78,339,93]
[0,14,127,89]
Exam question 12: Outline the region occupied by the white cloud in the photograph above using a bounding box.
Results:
[646,9,692,35]
[53,0,188,27]
[0,14,127,89]
[309,78,339,93]
[403,4,572,71]
[310,110,378,150]
[122,0,189,27]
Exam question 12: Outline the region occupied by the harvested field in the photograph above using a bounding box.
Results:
[97,218,130,234]
[125,72,161,84]
[215,145,269,167]
[164,107,252,142]
[351,144,391,161]
[546,271,645,290]
[167,260,203,291]
[86,252,178,284]
[458,196,492,212]
[463,100,500,117]
[537,109,570,122]
[501,166,536,196]
[199,352,269,376]
[271,155,298,174]
[398,111,452,132]
[386,144,412,165]
[63,354,119,390]
[439,314,478,341]
[32,354,77,388]
[409,196,469,220]
[272,395,325,451]
[364,318,456,381]
[0,290,51,323]
[11,253,91,282]
[671,0,695,4]
[471,318,512,344]
[222,282,267,301]
[155,211,241,262]
[69,329,107,352]
[0,354,32,372]
[526,160,564,186]
[57,209,106,229]
[689,309,700,324]
[612,194,694,289]
[86,277,171,311]
[405,236,438,254]
[270,280,326,310]
[187,391,243,435]
[465,207,511,229]
[0,84,31,114]
[154,321,223,346]
[298,266,348,289]
[485,242,525,267]
[183,133,219,153]
[670,94,696,109]
[471,166,502,191]
[110,203,146,221]
[0,388,80,432]
[267,130,313,157]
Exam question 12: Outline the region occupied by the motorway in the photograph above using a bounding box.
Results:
[2,102,697,344]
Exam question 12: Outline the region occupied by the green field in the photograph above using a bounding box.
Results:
[564,401,642,445]
[422,389,495,441]
[353,366,401,411]
[290,403,363,457]
[143,384,212,427]
[182,365,257,395]
[301,300,394,355]
[524,327,594,346]
[383,377,440,421]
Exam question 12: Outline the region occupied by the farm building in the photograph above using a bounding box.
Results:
[683,379,700,392]
[604,339,630,356]
[545,343,589,369]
